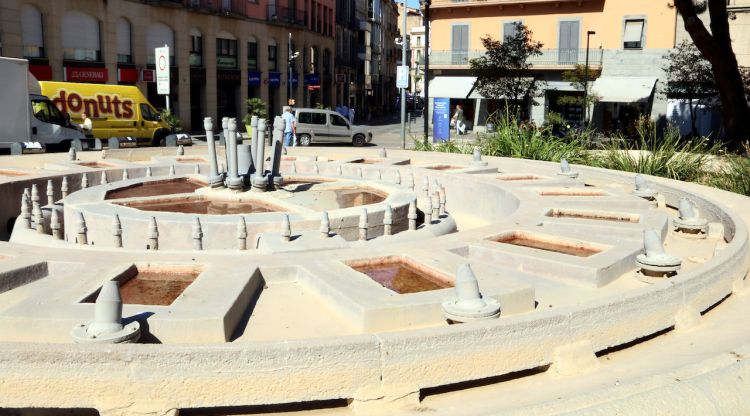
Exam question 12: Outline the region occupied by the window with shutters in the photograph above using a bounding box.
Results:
[451,24,469,65]
[248,40,258,70]
[146,22,175,65]
[503,21,521,42]
[116,18,132,64]
[268,44,278,72]
[61,11,101,61]
[558,20,580,64]
[190,29,203,67]
[21,5,45,58]
[623,19,645,49]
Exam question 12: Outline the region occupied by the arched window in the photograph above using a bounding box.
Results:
[61,11,100,61]
[268,39,277,72]
[21,4,44,58]
[146,22,175,65]
[116,17,132,64]
[216,31,237,69]
[189,28,202,67]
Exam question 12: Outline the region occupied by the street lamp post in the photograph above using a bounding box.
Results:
[287,33,299,107]
[583,30,596,126]
[420,0,430,145]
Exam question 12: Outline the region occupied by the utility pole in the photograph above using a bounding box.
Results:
[400,2,408,149]
[288,33,292,106]
[420,0,431,145]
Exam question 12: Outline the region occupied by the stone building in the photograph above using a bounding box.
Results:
[425,0,678,134]
[0,0,336,132]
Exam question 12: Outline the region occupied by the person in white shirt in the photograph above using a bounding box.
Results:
[79,112,93,134]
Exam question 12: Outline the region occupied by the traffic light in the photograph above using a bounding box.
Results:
[288,98,296,106]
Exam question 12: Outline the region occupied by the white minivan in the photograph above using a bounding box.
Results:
[294,108,372,146]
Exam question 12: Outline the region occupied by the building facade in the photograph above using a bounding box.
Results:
[0,0,336,132]
[426,0,677,133]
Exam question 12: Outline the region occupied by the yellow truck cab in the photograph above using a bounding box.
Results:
[39,82,172,146]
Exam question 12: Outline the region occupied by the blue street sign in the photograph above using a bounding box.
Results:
[433,98,451,142]
[304,73,320,86]
[268,72,281,87]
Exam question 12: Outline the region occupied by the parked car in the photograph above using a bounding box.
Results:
[294,108,372,146]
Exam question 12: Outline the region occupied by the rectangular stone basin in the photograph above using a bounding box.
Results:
[490,231,604,257]
[545,208,640,223]
[105,177,206,200]
[83,265,202,306]
[537,189,607,197]
[176,157,207,163]
[498,174,545,181]
[425,165,465,171]
[0,169,29,177]
[77,161,117,169]
[347,257,452,294]
[116,195,285,215]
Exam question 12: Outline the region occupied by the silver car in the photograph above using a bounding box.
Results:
[294,108,373,146]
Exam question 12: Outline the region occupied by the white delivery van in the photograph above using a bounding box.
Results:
[0,57,85,151]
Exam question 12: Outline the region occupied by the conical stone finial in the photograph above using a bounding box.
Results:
[169,165,176,176]
[61,176,69,198]
[557,158,579,178]
[422,176,429,198]
[76,212,88,245]
[236,217,248,250]
[473,146,481,162]
[394,170,401,184]
[674,197,708,235]
[147,217,159,250]
[31,184,40,205]
[50,209,63,240]
[408,198,418,231]
[384,204,393,236]
[192,217,203,250]
[632,174,657,199]
[431,192,440,219]
[407,173,415,190]
[81,173,89,189]
[425,194,433,225]
[336,165,343,176]
[122,170,129,181]
[101,149,107,160]
[358,208,368,241]
[438,186,447,216]
[20,194,31,229]
[194,164,201,174]
[145,167,152,177]
[378,148,387,158]
[320,211,330,238]
[46,180,55,205]
[100,171,108,185]
[177,145,185,156]
[375,169,382,180]
[112,214,122,248]
[68,146,77,161]
[280,214,292,242]
[636,229,682,277]
[70,281,141,344]
[442,264,501,323]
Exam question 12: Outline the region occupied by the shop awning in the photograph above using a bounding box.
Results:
[429,76,484,99]
[592,76,657,103]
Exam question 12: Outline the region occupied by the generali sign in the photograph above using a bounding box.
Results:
[64,67,108,83]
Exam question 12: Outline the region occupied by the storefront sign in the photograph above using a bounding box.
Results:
[304,73,320,86]
[290,73,299,87]
[29,64,52,81]
[64,66,107,83]
[268,72,281,87]
[117,68,138,83]
[248,71,261,86]
[217,56,237,69]
[217,70,241,83]
[141,69,155,82]
[433,97,450,142]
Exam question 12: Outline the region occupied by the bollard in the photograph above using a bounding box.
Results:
[68,146,76,161]
[46,180,54,205]
[61,176,69,198]
[407,173,415,190]
[169,164,176,176]
[145,167,152,178]
[384,204,393,236]
[422,176,429,198]
[252,119,268,192]
[227,118,243,190]
[112,214,122,248]
[358,208,368,241]
[192,217,203,250]
[81,173,89,189]
[320,211,330,238]
[50,209,63,240]
[394,170,401,184]
[425,195,433,225]
[147,217,159,250]
[194,164,200,174]
[408,198,418,230]
[205,117,224,188]
[122,170,129,181]
[280,214,292,242]
[100,171,108,185]
[76,212,88,245]
[237,217,248,250]
[636,229,682,278]
[379,148,387,158]
[557,158,579,179]
[177,145,185,156]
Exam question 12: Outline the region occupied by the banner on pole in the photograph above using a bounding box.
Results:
[433,97,450,142]
[396,65,409,89]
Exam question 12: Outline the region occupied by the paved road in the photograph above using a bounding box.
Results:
[358,112,426,149]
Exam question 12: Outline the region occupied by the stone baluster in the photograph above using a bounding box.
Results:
[237,217,248,250]
[192,217,203,250]
[76,212,87,245]
[384,204,393,236]
[280,214,291,242]
[408,198,418,231]
[320,211,330,238]
[147,217,159,250]
[359,208,368,241]
[61,177,69,198]
[50,209,63,240]
[46,180,54,205]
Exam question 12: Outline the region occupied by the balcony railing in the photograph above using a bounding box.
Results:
[429,48,604,67]
[266,5,305,26]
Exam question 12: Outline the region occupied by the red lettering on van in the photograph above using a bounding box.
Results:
[68,93,82,112]
[97,95,112,114]
[52,90,67,114]
[84,98,100,118]
[111,96,122,118]
[121,101,134,119]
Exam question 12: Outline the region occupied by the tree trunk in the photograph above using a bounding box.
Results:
[689,98,698,138]
[675,0,750,148]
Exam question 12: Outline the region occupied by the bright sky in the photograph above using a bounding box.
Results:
[406,0,420,8]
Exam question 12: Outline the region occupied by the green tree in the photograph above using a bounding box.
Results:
[557,64,601,115]
[469,22,544,118]
[661,40,717,138]
[674,0,750,147]
[243,98,269,126]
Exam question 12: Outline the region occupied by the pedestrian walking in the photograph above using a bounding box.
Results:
[348,107,355,124]
[282,106,296,148]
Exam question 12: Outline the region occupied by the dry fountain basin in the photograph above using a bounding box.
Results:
[0,146,748,416]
